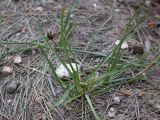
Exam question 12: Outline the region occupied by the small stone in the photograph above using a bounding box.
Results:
[115,40,128,49]
[56,63,80,78]
[110,107,114,111]
[7,81,20,94]
[108,107,116,118]
[95,58,100,63]
[7,99,12,103]
[35,7,43,12]
[93,3,97,7]
[145,0,151,6]
[16,33,21,36]
[102,49,107,53]
[142,73,146,76]
[148,100,155,105]
[114,9,120,12]
[70,14,74,18]
[154,103,160,111]
[2,66,13,74]
[13,55,22,64]
[113,96,120,103]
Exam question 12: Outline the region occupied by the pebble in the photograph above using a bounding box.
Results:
[108,107,116,118]
[115,40,128,49]
[2,66,13,74]
[113,96,120,103]
[7,80,20,94]
[7,99,12,103]
[114,9,120,12]
[145,0,151,6]
[154,103,160,111]
[35,7,43,12]
[56,63,80,78]
[13,55,22,64]
[148,100,155,105]
[93,3,97,7]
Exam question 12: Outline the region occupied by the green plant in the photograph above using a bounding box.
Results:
[1,1,159,120]
[37,3,149,120]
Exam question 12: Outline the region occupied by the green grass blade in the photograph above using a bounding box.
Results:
[85,94,101,120]
[64,0,78,30]
[54,85,75,107]
[38,45,67,89]
[54,89,70,107]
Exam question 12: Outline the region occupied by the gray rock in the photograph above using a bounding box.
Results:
[7,80,20,94]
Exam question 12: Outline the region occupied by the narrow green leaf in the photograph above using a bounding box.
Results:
[85,94,101,120]
[54,85,74,107]
[54,90,70,107]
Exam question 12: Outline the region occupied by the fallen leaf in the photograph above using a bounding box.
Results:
[128,42,144,55]
[138,91,145,97]
[120,90,132,96]
[147,21,157,29]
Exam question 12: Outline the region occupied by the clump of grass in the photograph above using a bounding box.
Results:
[37,2,149,120]
[0,1,160,120]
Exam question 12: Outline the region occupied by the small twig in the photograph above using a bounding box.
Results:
[47,75,57,97]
